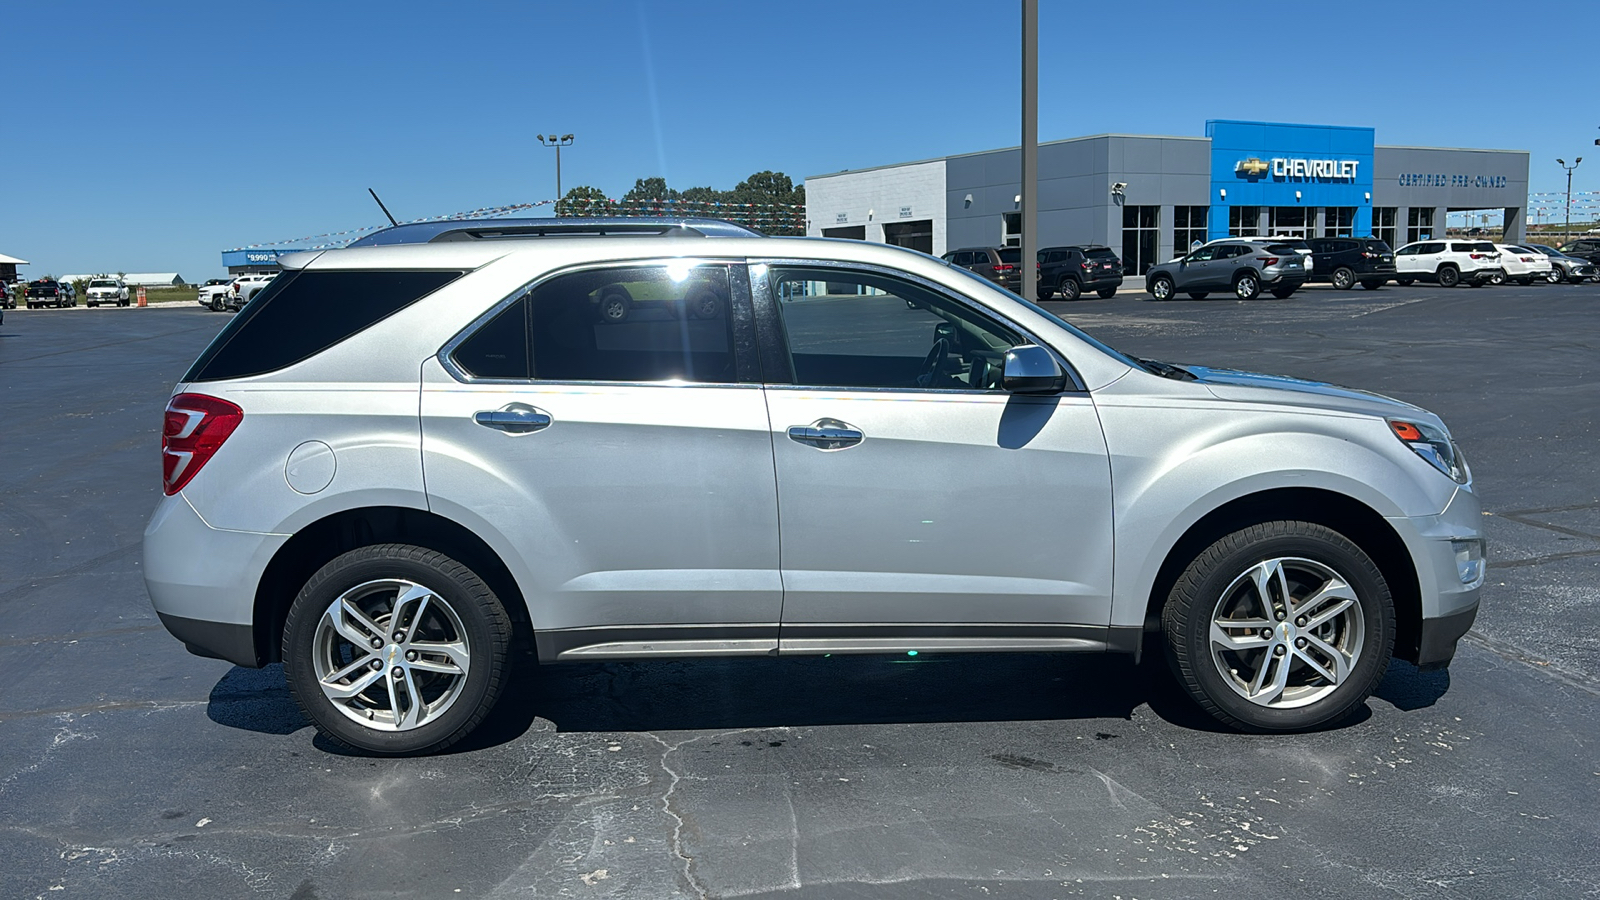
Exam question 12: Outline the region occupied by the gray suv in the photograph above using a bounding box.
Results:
[145,228,1482,754]
[1145,240,1307,301]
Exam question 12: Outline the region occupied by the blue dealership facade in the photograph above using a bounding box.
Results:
[806,119,1530,274]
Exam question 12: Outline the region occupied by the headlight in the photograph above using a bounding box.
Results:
[1388,418,1469,484]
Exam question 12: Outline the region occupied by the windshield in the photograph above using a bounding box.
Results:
[938,260,1141,370]
[89,280,116,288]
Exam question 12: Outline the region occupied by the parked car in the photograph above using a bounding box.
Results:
[1556,238,1600,267]
[1036,245,1122,300]
[85,277,130,307]
[24,279,70,309]
[145,231,1483,754]
[1392,240,1501,287]
[1489,245,1553,285]
[228,273,278,310]
[1145,239,1307,300]
[59,282,77,306]
[1304,237,1395,290]
[941,247,1022,292]
[1525,244,1598,283]
[198,281,235,312]
[1205,236,1315,277]
[0,282,14,309]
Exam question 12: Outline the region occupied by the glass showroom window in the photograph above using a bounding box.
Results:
[1173,206,1208,254]
[1325,207,1355,237]
[1268,207,1310,238]
[1121,205,1160,276]
[1002,212,1021,248]
[1372,208,1397,247]
[1407,207,1435,243]
[1228,206,1259,237]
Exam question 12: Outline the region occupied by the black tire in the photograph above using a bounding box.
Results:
[88,302,97,308]
[1515,276,1532,286]
[1359,280,1383,290]
[685,286,722,319]
[596,289,632,323]
[1097,287,1117,299]
[1546,268,1565,284]
[1396,278,1415,286]
[1161,521,1395,732]
[210,296,224,312]
[1436,265,1460,288]
[1058,276,1081,301]
[1331,267,1356,290]
[1148,275,1174,301]
[1186,292,1210,300]
[1233,271,1261,300]
[1488,269,1505,285]
[282,544,514,755]
[1270,286,1297,299]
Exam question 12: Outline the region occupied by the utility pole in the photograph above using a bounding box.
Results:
[538,134,575,210]
[1020,0,1038,302]
[1558,157,1582,242]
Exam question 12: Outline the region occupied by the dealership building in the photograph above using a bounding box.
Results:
[220,246,312,275]
[805,120,1530,274]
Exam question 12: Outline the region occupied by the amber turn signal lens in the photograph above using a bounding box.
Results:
[1389,421,1424,442]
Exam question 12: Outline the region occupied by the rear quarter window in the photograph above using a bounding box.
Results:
[183,269,464,382]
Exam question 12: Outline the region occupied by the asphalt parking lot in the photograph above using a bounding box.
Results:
[3,282,1599,899]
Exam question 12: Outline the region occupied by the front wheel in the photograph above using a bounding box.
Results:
[1162,521,1394,732]
[1148,275,1174,301]
[1546,268,1565,284]
[1233,273,1261,300]
[282,544,513,755]
[1396,278,1415,286]
[1331,267,1356,290]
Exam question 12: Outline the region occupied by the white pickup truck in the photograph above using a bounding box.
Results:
[85,277,129,307]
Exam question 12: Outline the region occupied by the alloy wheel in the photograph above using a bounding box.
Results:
[311,579,472,732]
[1208,557,1364,709]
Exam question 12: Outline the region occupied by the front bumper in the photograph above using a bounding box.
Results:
[1388,486,1484,670]
[144,492,288,667]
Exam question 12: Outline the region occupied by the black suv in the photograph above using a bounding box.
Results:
[1037,245,1123,300]
[941,247,1022,292]
[25,279,71,309]
[1305,237,1396,290]
[1557,238,1600,267]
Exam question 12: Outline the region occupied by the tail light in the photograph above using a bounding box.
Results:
[1080,261,1093,270]
[1256,257,1280,265]
[162,393,243,495]
[1469,253,1489,259]
[993,264,1016,273]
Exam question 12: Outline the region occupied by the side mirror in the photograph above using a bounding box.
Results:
[1002,345,1067,394]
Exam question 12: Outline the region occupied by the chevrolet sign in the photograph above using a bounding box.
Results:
[1235,157,1270,177]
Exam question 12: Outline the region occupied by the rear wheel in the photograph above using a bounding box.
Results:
[1436,266,1460,288]
[1359,280,1383,290]
[1058,277,1081,301]
[1148,275,1174,301]
[1396,278,1415,286]
[685,286,722,319]
[283,544,513,756]
[1097,286,1117,299]
[1187,292,1210,300]
[597,290,632,323]
[1162,521,1394,732]
[1331,267,1356,290]
[1233,272,1261,300]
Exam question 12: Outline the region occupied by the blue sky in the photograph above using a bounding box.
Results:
[4,0,1596,280]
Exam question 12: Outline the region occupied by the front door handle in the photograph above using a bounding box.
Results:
[787,419,863,451]
[474,404,552,435]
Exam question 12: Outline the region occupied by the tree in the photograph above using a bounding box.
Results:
[728,171,805,235]
[621,177,678,215]
[556,185,611,217]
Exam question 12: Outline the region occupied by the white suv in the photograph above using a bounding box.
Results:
[145,223,1484,754]
[1393,240,1502,287]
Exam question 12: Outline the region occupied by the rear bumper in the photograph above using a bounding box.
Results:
[143,492,287,668]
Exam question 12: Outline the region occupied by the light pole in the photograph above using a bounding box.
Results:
[1557,157,1582,242]
[538,133,575,208]
[1020,0,1038,302]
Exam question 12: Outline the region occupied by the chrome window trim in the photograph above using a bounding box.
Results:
[436,256,751,387]
[749,257,1087,394]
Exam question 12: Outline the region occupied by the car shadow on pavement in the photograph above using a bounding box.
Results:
[206,650,1452,755]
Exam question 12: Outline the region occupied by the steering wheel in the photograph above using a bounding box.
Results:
[916,337,950,388]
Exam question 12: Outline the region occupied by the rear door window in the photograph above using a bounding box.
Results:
[184,270,464,382]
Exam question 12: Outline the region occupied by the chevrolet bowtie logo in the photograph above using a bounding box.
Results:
[1236,157,1270,177]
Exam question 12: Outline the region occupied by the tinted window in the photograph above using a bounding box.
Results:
[1365,241,1393,253]
[527,264,735,383]
[185,269,463,382]
[89,280,117,288]
[769,267,1020,390]
[452,297,529,378]
[1085,247,1116,259]
[996,248,1021,264]
[1264,244,1298,255]
[1420,243,1446,254]
[1188,246,1217,261]
[1471,242,1497,252]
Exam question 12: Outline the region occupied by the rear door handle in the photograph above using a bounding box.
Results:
[787,419,863,451]
[474,404,552,435]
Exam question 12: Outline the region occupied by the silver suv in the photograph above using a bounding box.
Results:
[1145,239,1307,301]
[146,228,1483,754]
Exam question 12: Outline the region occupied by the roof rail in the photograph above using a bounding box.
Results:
[346,216,765,247]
